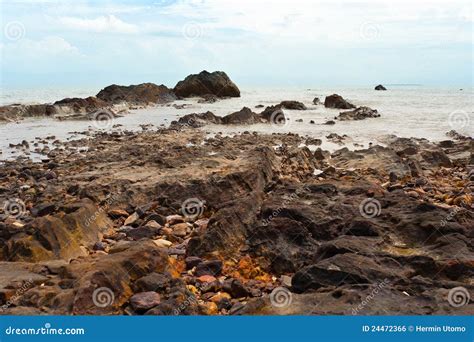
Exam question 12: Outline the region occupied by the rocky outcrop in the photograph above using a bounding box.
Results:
[222,107,264,125]
[96,83,176,104]
[324,94,355,109]
[54,96,108,112]
[279,101,307,110]
[174,71,240,98]
[0,128,472,316]
[375,84,387,90]
[176,111,223,128]
[337,106,380,121]
[3,199,111,262]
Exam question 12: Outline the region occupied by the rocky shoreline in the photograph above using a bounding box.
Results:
[0,72,472,315]
[0,121,472,315]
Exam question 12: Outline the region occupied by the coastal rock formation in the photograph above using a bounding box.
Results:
[337,106,380,121]
[375,84,387,90]
[174,71,240,98]
[279,101,307,110]
[222,107,264,124]
[96,83,176,104]
[324,94,355,109]
[0,123,472,316]
[54,96,108,112]
[176,111,223,128]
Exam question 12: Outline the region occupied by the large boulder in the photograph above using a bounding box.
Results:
[96,83,176,104]
[375,84,387,90]
[3,199,111,262]
[337,106,380,121]
[222,107,263,125]
[324,94,355,109]
[174,71,240,98]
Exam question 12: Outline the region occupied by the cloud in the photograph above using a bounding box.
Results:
[58,15,139,33]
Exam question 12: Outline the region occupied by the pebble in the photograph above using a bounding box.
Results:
[152,239,172,248]
[130,292,161,311]
[124,212,139,226]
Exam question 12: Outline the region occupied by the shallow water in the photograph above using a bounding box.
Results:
[0,86,472,161]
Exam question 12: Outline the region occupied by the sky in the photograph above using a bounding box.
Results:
[0,0,472,89]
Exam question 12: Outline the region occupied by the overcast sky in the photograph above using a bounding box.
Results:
[0,0,472,88]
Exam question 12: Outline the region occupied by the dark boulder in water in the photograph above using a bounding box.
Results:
[174,70,240,98]
[375,84,387,90]
[324,94,355,109]
[96,83,176,104]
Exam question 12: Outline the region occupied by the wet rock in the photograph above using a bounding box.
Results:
[324,94,355,109]
[174,70,240,98]
[222,107,263,125]
[279,101,307,110]
[375,84,387,90]
[337,106,380,121]
[97,83,176,104]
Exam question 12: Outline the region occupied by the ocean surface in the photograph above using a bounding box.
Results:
[0,86,472,161]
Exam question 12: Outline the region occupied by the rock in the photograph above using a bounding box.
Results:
[4,199,111,262]
[134,273,171,292]
[174,70,240,98]
[177,111,222,128]
[166,215,185,225]
[337,106,380,121]
[185,256,202,270]
[279,101,307,110]
[130,291,161,312]
[194,260,223,276]
[324,94,355,109]
[152,239,173,248]
[171,223,189,237]
[222,107,263,125]
[324,120,336,125]
[54,96,108,112]
[30,202,56,217]
[124,212,139,226]
[96,83,176,104]
[375,84,387,90]
[259,105,284,122]
[108,209,129,218]
[313,97,321,105]
[197,94,219,104]
[222,279,250,298]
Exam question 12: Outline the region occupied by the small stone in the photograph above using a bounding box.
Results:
[185,256,202,270]
[197,275,217,283]
[130,292,161,312]
[195,260,223,276]
[108,209,129,218]
[199,301,218,315]
[135,273,171,292]
[144,220,162,229]
[166,214,184,225]
[171,223,189,237]
[124,212,139,226]
[93,241,106,251]
[152,239,172,248]
[280,275,292,287]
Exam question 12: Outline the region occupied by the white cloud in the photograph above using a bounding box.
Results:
[58,15,139,34]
